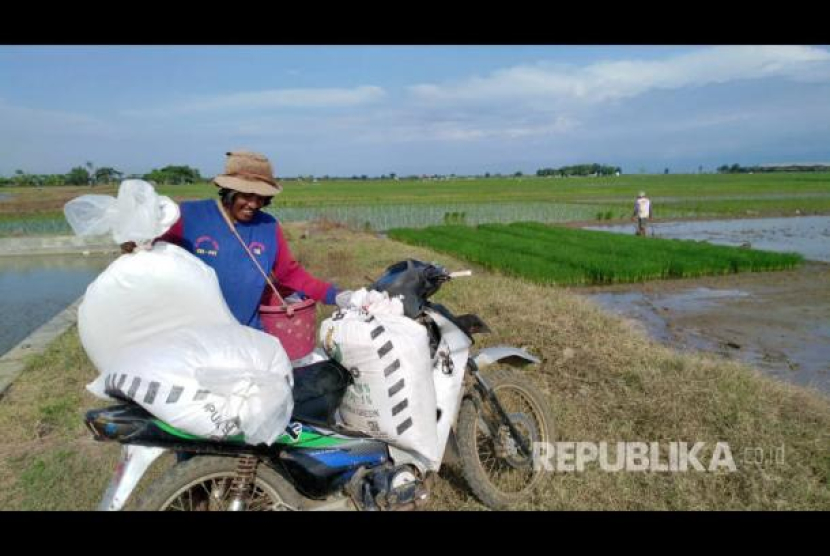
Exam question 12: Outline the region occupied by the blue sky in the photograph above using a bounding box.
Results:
[2,45,829,177]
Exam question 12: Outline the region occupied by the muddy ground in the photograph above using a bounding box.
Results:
[570,262,830,395]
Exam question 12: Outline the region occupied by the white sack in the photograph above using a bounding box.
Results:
[320,307,439,469]
[78,241,237,373]
[87,324,294,445]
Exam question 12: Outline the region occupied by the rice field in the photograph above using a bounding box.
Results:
[387,222,804,286]
[265,202,626,230]
[2,172,829,236]
[0,213,70,237]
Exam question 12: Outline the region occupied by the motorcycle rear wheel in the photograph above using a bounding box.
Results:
[455,368,554,510]
[134,456,304,511]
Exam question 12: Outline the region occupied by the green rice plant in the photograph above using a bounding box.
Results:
[0,216,70,237]
[388,223,803,286]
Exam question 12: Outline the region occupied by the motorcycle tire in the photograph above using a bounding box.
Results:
[134,456,304,511]
[455,368,554,510]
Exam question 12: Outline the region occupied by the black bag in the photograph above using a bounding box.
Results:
[291,359,353,426]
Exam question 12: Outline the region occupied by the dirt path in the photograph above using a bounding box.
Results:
[570,262,830,395]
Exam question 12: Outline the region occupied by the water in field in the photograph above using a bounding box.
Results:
[582,216,830,394]
[587,276,830,395]
[586,216,830,262]
[0,254,113,356]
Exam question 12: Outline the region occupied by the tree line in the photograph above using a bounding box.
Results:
[0,164,203,187]
[536,163,621,177]
[717,163,830,174]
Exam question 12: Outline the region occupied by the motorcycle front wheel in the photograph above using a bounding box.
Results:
[134,456,304,511]
[455,368,554,510]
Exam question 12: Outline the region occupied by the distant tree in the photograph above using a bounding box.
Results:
[698,165,703,174]
[664,167,670,175]
[12,169,32,186]
[484,172,491,178]
[730,163,741,173]
[144,165,202,185]
[43,174,66,187]
[66,166,91,186]
[514,171,523,177]
[94,167,123,185]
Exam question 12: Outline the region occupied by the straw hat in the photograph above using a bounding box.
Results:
[213,151,283,196]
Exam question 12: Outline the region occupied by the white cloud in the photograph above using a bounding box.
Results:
[424,115,580,142]
[121,85,387,117]
[407,45,830,106]
[0,97,114,136]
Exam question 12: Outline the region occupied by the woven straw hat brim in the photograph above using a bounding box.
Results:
[214,175,283,196]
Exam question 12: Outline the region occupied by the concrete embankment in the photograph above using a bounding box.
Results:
[0,235,119,257]
[0,297,82,398]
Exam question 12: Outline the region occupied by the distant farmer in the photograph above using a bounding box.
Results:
[632,191,651,236]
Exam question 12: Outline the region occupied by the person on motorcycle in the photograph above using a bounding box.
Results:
[122,150,341,330]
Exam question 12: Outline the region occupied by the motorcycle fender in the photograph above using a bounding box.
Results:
[473,346,540,368]
[98,445,167,511]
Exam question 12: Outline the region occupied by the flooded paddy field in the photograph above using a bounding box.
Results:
[0,254,113,355]
[580,216,830,394]
[586,215,830,262]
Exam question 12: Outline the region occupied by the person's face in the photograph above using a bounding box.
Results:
[229,192,268,222]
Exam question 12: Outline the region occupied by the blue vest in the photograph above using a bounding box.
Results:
[179,200,277,330]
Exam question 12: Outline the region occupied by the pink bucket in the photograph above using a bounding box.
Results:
[259,298,317,360]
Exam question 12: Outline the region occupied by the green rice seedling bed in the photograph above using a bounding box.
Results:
[388,223,803,286]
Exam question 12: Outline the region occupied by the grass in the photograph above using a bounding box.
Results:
[0,222,828,510]
[2,173,830,235]
[388,222,804,286]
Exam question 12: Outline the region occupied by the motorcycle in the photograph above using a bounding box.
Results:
[85,259,554,511]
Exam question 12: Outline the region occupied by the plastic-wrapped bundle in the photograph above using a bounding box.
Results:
[64,179,180,245]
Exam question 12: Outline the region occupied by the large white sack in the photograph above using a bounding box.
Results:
[78,242,237,372]
[320,308,439,469]
[64,179,180,245]
[87,324,295,445]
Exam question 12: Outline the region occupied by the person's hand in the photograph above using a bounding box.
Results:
[120,241,137,254]
[335,290,354,309]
